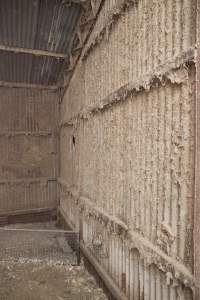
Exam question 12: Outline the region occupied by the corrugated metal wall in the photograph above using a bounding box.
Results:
[60,0,197,299]
[0,87,59,213]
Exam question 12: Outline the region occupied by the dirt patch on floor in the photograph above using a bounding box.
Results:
[0,260,107,300]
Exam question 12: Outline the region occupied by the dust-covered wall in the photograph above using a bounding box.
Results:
[0,87,59,214]
[60,0,196,299]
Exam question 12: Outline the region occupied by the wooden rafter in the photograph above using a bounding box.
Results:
[64,0,88,3]
[0,44,68,59]
[64,0,89,6]
[0,80,61,90]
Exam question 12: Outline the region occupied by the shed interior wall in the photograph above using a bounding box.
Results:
[0,0,197,299]
[59,0,197,299]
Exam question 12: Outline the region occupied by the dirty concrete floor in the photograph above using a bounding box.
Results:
[0,221,77,264]
[0,260,107,300]
[0,222,107,300]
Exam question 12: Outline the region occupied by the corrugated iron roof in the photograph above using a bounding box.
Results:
[0,0,83,85]
[0,0,82,53]
[0,50,68,85]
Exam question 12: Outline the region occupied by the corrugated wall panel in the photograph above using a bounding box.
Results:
[61,63,85,123]
[82,0,196,107]
[0,88,58,132]
[60,0,197,298]
[0,88,59,214]
[61,76,195,267]
[60,126,74,187]
[62,0,196,121]
[0,180,57,213]
[0,135,57,179]
[60,194,194,299]
[81,217,194,300]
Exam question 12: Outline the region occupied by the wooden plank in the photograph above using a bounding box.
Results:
[0,44,67,59]
[70,0,89,6]
[0,80,61,90]
[0,131,56,137]
[194,1,200,298]
[0,178,56,184]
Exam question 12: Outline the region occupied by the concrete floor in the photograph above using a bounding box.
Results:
[0,261,107,300]
[0,222,107,300]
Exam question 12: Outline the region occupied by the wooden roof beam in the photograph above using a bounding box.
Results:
[0,44,68,59]
[64,0,88,4]
[0,80,62,90]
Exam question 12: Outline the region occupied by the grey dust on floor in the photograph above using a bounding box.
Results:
[0,221,78,264]
[0,260,108,300]
[0,222,108,300]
